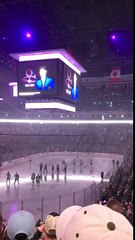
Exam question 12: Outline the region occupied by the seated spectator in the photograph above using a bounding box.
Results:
[42,212,59,240]
[0,214,8,240]
[7,210,35,240]
[34,220,44,240]
[35,219,43,228]
[57,204,133,240]
[107,198,123,213]
[107,198,133,225]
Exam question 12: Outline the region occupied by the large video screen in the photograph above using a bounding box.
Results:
[63,64,80,101]
[18,59,58,96]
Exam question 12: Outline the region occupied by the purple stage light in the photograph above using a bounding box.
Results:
[26,32,31,38]
[111,34,116,40]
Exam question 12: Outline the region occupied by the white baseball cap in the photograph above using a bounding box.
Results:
[62,204,133,240]
[56,205,82,240]
[7,210,35,240]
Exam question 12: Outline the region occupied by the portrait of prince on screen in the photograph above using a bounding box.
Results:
[35,67,55,91]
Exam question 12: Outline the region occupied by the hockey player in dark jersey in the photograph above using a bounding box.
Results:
[31,172,36,184]
[51,165,54,180]
[36,174,41,185]
[14,172,19,184]
[6,171,11,184]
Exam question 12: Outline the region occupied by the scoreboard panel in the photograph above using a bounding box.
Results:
[10,49,86,105]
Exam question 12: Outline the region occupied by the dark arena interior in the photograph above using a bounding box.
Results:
[0,1,133,240]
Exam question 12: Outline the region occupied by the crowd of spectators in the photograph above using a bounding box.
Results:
[0,123,133,136]
[82,83,133,101]
[0,79,133,117]
[80,83,133,111]
[99,147,133,225]
[0,203,133,240]
[0,124,133,161]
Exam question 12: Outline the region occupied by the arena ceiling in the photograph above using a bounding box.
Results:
[0,0,133,117]
[0,0,133,64]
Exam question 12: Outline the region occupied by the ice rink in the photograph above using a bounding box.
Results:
[0,152,116,221]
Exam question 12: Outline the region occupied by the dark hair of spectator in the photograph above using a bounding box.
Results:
[46,232,57,239]
[14,233,27,240]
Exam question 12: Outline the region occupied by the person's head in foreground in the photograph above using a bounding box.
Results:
[56,204,133,240]
[107,198,124,213]
[107,198,133,225]
[35,219,43,227]
[7,210,35,240]
[0,214,4,231]
[56,205,82,240]
[43,212,59,240]
[0,214,6,235]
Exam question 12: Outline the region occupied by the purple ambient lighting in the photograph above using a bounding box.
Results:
[26,32,31,38]
[111,34,116,40]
